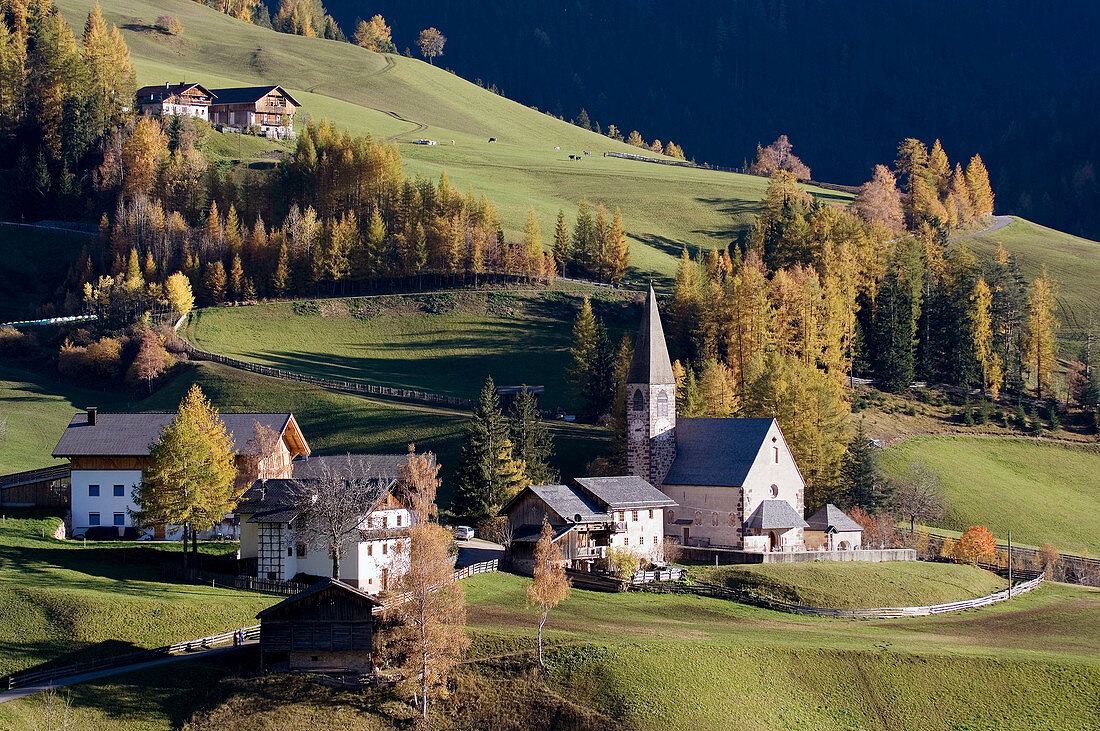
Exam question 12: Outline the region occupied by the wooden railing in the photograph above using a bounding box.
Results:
[645,575,1044,618]
[0,463,70,489]
[630,567,685,585]
[374,558,499,613]
[164,565,308,596]
[2,625,260,691]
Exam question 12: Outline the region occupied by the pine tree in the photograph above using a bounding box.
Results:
[571,200,594,277]
[228,253,244,299]
[837,420,891,511]
[521,207,542,276]
[927,139,951,196]
[509,387,556,485]
[82,2,134,137]
[870,240,923,392]
[202,260,226,304]
[569,297,598,398]
[626,130,645,148]
[853,164,904,231]
[273,241,289,295]
[1024,266,1059,399]
[607,207,629,285]
[452,376,513,522]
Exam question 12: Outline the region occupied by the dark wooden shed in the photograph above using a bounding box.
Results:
[256,578,380,675]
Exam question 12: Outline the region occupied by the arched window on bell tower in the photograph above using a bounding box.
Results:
[632,388,644,412]
[656,390,668,418]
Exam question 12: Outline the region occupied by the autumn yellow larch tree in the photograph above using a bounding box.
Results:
[121,117,168,197]
[1023,266,1059,399]
[607,207,629,285]
[852,164,905,232]
[970,278,1003,399]
[353,14,394,53]
[966,154,995,218]
[526,518,570,667]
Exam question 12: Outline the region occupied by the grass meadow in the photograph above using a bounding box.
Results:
[880,435,1100,556]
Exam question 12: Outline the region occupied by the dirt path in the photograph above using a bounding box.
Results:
[946,215,1014,242]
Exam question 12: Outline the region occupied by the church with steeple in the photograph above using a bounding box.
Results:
[626,287,811,552]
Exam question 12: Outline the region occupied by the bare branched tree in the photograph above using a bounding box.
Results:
[293,455,395,580]
[889,462,946,532]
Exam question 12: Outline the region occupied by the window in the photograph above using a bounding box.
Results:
[632,510,639,521]
[396,514,402,527]
[693,511,702,525]
[617,511,624,522]
[653,536,659,545]
[667,509,676,524]
[728,513,738,527]
[382,542,388,555]
[712,512,719,527]
[774,447,780,463]
[656,391,669,418]
[287,546,293,556]
[88,484,100,497]
[632,389,644,412]
[770,484,780,498]
[638,536,644,546]
[113,513,125,526]
[381,516,388,529]
[296,543,307,557]
[89,512,100,526]
[113,484,124,497]
[648,509,654,519]
[368,578,373,585]
[367,544,373,557]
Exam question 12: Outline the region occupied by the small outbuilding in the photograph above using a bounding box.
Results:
[256,578,380,675]
[804,503,864,551]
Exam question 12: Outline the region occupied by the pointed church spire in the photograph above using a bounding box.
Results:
[627,285,675,385]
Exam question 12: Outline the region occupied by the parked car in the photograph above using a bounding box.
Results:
[452,525,476,540]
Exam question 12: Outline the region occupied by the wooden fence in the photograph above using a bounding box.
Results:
[2,625,260,691]
[164,565,309,596]
[375,558,499,613]
[646,575,1044,618]
[179,340,475,410]
[630,567,686,585]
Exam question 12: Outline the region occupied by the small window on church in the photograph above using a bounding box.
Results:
[774,446,780,463]
[770,484,779,498]
[632,389,644,412]
[657,391,668,418]
[667,509,676,523]
[712,512,719,527]
[728,513,737,527]
[693,511,702,526]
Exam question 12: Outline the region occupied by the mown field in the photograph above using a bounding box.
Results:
[0,358,608,506]
[880,435,1100,556]
[180,287,640,411]
[4,564,1096,730]
[689,561,1007,609]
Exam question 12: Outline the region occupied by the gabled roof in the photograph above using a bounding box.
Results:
[510,522,573,544]
[53,412,306,458]
[208,85,301,106]
[292,453,408,481]
[573,476,676,510]
[744,500,809,531]
[626,286,675,385]
[663,417,776,487]
[256,577,380,619]
[135,83,215,103]
[806,504,863,533]
[505,483,610,523]
[236,479,304,523]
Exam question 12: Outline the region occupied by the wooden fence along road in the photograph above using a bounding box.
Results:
[649,574,1044,618]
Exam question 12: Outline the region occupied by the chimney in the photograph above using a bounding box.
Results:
[87,407,98,426]
[165,81,169,89]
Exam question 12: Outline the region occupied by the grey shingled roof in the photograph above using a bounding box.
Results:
[744,500,809,531]
[236,479,304,523]
[524,484,610,523]
[510,523,573,544]
[626,286,676,385]
[805,504,863,533]
[135,82,215,103]
[573,476,676,510]
[208,85,301,106]
[292,454,408,481]
[53,412,293,458]
[662,417,775,487]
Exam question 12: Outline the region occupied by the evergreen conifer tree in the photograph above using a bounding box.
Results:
[838,420,891,511]
[509,387,556,485]
[452,376,514,521]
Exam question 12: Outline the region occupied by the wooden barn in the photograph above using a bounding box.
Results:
[208,85,300,138]
[256,578,380,675]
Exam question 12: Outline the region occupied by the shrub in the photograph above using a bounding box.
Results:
[1028,406,1043,435]
[0,325,36,356]
[1046,399,1061,431]
[475,516,511,545]
[955,526,997,565]
[975,398,992,424]
[156,15,183,35]
[1015,402,1027,429]
[606,547,640,578]
[662,537,683,565]
[58,336,125,380]
[963,406,974,426]
[939,537,956,560]
[1039,543,1060,579]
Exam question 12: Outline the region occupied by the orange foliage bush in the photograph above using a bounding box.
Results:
[955,526,997,565]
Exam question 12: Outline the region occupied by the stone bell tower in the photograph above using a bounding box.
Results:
[626,286,677,486]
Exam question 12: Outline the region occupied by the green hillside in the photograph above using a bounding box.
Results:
[690,561,1007,609]
[880,436,1100,555]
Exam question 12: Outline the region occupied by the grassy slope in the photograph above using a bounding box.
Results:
[180,287,638,410]
[55,0,851,283]
[689,561,1007,609]
[880,436,1100,555]
[0,513,274,677]
[0,359,608,505]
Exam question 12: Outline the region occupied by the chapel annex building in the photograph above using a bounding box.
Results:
[627,287,809,552]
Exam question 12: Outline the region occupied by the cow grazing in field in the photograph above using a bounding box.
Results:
[488,137,496,143]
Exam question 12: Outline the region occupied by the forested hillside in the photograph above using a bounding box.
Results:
[319,0,1100,240]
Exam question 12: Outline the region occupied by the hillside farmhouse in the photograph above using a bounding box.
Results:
[504,475,675,571]
[209,85,300,138]
[257,578,379,675]
[53,407,309,538]
[237,454,415,593]
[626,287,860,553]
[136,82,215,119]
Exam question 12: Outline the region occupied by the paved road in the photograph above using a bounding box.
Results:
[455,538,504,569]
[0,643,254,704]
[946,215,1014,242]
